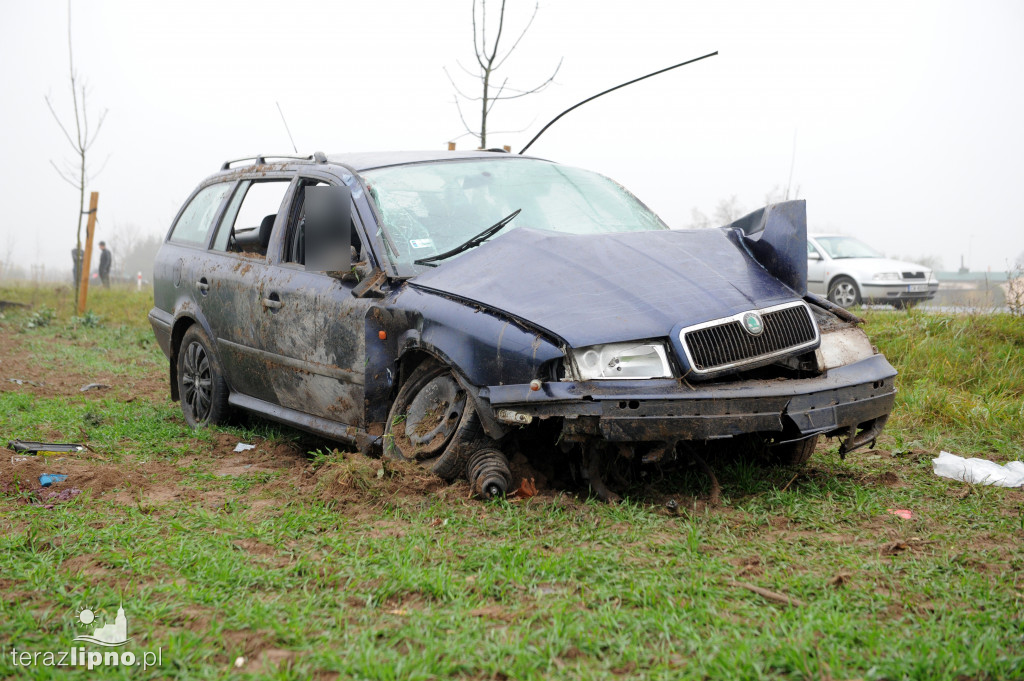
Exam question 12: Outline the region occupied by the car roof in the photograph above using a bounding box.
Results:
[325,150,543,172]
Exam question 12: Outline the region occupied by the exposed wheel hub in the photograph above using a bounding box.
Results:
[404,375,467,457]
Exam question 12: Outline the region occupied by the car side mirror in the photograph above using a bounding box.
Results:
[808,252,822,261]
[304,185,352,272]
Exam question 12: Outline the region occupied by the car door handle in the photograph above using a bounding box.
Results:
[262,295,283,310]
[197,278,210,294]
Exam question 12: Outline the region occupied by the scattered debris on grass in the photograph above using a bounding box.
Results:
[827,573,852,588]
[39,487,82,509]
[887,508,913,520]
[729,581,805,607]
[233,443,257,453]
[39,474,68,487]
[7,378,42,386]
[510,477,538,500]
[79,382,110,392]
[883,541,911,556]
[933,451,1024,487]
[8,440,86,455]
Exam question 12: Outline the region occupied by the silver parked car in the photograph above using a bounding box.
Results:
[807,234,939,308]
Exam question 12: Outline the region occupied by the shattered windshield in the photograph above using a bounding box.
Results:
[363,158,667,272]
[815,236,883,259]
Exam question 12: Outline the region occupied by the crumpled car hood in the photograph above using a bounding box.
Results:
[409,227,801,347]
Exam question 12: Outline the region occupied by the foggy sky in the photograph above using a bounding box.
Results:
[2,0,1022,274]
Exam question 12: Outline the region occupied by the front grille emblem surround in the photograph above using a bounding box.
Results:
[674,301,820,377]
[741,311,764,336]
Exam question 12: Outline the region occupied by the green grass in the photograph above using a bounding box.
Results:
[862,308,1024,457]
[0,286,1022,680]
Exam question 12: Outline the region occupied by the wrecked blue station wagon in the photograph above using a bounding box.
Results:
[149,150,896,499]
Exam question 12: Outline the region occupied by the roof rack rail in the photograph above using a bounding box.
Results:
[220,154,314,171]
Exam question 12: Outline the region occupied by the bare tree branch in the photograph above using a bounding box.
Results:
[87,152,112,184]
[44,96,77,149]
[448,0,561,149]
[49,160,81,189]
[451,96,478,141]
[493,1,538,71]
[443,66,477,101]
[489,58,561,102]
[447,130,481,143]
[488,0,507,64]
[486,77,509,115]
[471,0,486,71]
[84,109,108,151]
[454,59,478,80]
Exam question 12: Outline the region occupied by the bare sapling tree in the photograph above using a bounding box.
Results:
[45,1,108,297]
[446,0,562,149]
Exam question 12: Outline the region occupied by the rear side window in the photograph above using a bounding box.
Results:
[169,183,233,246]
[210,180,291,256]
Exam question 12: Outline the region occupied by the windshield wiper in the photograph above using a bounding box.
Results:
[414,209,521,267]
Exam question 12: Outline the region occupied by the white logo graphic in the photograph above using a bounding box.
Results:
[5,601,162,671]
[73,604,131,647]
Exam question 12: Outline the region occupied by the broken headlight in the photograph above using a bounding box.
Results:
[815,327,876,370]
[570,342,673,380]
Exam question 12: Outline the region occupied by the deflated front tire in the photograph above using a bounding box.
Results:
[384,358,488,479]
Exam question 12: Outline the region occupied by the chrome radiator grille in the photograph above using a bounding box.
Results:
[680,302,819,374]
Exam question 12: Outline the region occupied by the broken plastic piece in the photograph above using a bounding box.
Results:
[8,440,86,455]
[80,383,110,392]
[41,487,81,508]
[932,451,1024,488]
[510,477,538,499]
[233,442,256,453]
[39,474,68,488]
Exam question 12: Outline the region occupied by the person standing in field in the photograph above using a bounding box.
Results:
[98,241,112,288]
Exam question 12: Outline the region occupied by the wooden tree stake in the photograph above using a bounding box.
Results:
[77,191,99,314]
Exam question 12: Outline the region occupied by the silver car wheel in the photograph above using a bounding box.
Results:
[828,277,861,308]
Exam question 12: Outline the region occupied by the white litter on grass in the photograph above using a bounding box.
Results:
[234,656,245,668]
[233,443,256,453]
[932,451,1024,488]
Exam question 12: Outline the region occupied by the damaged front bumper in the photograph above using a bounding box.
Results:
[483,353,896,454]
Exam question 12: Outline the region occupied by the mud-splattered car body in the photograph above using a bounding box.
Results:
[150,150,896,493]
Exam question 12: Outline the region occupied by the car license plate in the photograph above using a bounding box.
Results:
[907,284,928,292]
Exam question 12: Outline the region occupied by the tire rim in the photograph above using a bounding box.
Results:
[402,374,467,458]
[831,281,858,307]
[181,341,213,422]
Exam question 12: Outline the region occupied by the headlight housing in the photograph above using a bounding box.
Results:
[872,272,900,281]
[569,342,673,380]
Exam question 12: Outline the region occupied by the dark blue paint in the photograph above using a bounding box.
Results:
[410,226,801,348]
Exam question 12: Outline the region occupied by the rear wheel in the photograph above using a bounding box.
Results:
[384,359,486,479]
[827,276,861,308]
[768,435,819,466]
[177,325,230,427]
